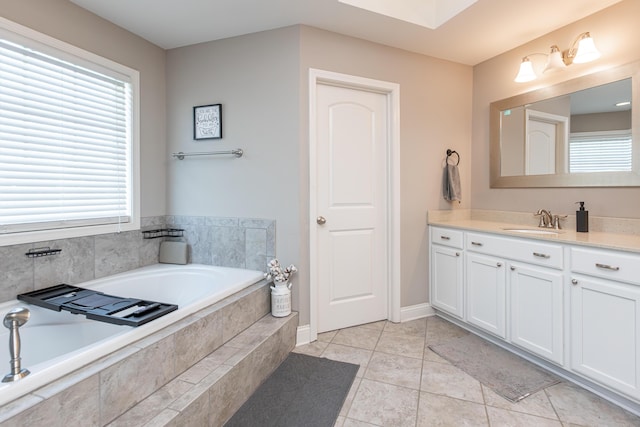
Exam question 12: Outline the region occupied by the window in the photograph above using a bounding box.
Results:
[569,130,632,173]
[0,18,139,246]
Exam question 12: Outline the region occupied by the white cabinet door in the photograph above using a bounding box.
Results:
[570,275,640,399]
[431,244,464,318]
[466,252,506,338]
[510,262,563,365]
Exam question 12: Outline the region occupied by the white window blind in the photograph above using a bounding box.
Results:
[569,130,632,173]
[0,35,134,235]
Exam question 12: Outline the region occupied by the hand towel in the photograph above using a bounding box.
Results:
[443,163,462,203]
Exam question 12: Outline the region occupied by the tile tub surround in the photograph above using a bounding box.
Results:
[166,216,276,271]
[0,215,276,305]
[108,313,298,427]
[0,279,274,426]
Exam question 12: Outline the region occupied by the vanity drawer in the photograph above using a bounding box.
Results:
[571,247,640,285]
[430,226,463,249]
[466,232,563,269]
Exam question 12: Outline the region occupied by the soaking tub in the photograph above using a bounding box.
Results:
[0,263,264,407]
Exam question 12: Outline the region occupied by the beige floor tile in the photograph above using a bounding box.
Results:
[417,392,488,427]
[486,406,562,426]
[364,352,423,390]
[421,360,484,404]
[482,384,559,420]
[342,418,380,426]
[423,346,450,364]
[334,415,345,427]
[545,382,640,426]
[425,316,469,345]
[322,343,373,377]
[358,320,387,331]
[383,318,427,337]
[339,377,362,417]
[292,340,329,357]
[376,331,425,359]
[332,325,383,350]
[318,330,339,342]
[348,379,419,427]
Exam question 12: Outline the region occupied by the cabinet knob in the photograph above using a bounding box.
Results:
[510,266,516,271]
[455,252,460,257]
[571,279,578,285]
[316,216,326,225]
[497,262,502,267]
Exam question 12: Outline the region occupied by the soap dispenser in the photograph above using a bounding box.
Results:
[576,201,589,232]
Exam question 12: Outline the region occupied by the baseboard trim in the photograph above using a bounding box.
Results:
[296,324,311,346]
[297,304,436,346]
[400,303,435,322]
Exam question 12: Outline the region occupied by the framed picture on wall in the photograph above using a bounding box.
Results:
[193,104,222,140]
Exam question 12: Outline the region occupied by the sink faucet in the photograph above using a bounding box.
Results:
[535,209,553,228]
[535,209,567,229]
[2,307,30,383]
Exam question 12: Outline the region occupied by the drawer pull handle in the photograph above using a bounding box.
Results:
[471,241,483,246]
[596,263,620,271]
[440,236,451,240]
[496,262,502,267]
[572,279,578,285]
[455,252,460,257]
[533,252,550,259]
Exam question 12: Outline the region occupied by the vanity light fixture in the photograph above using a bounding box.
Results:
[514,31,600,83]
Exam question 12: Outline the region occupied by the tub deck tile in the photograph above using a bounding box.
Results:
[105,378,192,427]
[100,334,176,425]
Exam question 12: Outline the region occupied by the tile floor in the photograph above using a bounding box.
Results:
[293,316,640,427]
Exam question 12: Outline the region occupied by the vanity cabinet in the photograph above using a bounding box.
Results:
[464,231,563,349]
[466,252,506,338]
[570,247,640,400]
[429,227,464,319]
[509,262,563,365]
[428,223,640,407]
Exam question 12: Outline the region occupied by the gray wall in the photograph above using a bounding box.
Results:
[165,26,473,324]
[165,27,302,306]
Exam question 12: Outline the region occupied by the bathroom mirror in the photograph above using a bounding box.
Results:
[490,61,640,187]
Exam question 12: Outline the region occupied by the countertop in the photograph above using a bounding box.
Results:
[428,210,640,254]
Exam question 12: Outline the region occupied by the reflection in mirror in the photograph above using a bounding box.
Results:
[490,61,640,187]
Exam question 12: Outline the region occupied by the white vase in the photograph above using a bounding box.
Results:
[270,282,292,317]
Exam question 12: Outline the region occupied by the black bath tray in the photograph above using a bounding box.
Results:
[17,284,178,327]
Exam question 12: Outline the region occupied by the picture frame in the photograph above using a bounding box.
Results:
[193,104,222,140]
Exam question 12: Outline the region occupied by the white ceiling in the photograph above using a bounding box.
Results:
[70,0,623,65]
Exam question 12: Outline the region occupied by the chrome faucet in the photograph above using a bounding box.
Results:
[2,307,30,383]
[535,209,566,230]
[535,209,553,228]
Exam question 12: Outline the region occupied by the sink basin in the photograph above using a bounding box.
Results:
[502,228,561,235]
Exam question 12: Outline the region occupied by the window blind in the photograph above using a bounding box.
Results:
[569,131,632,173]
[0,37,133,234]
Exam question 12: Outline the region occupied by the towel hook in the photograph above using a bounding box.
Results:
[446,149,460,166]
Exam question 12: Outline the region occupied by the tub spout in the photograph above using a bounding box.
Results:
[2,307,30,383]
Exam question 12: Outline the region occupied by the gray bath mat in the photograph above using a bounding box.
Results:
[428,333,560,402]
[224,352,359,427]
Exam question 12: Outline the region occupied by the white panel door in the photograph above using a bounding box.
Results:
[315,83,388,333]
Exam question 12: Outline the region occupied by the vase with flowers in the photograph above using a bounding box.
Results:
[265,259,297,317]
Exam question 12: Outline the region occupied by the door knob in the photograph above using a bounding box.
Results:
[316,216,326,225]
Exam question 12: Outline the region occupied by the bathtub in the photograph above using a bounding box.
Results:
[0,263,264,407]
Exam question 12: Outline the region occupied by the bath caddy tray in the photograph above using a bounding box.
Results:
[17,284,178,327]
